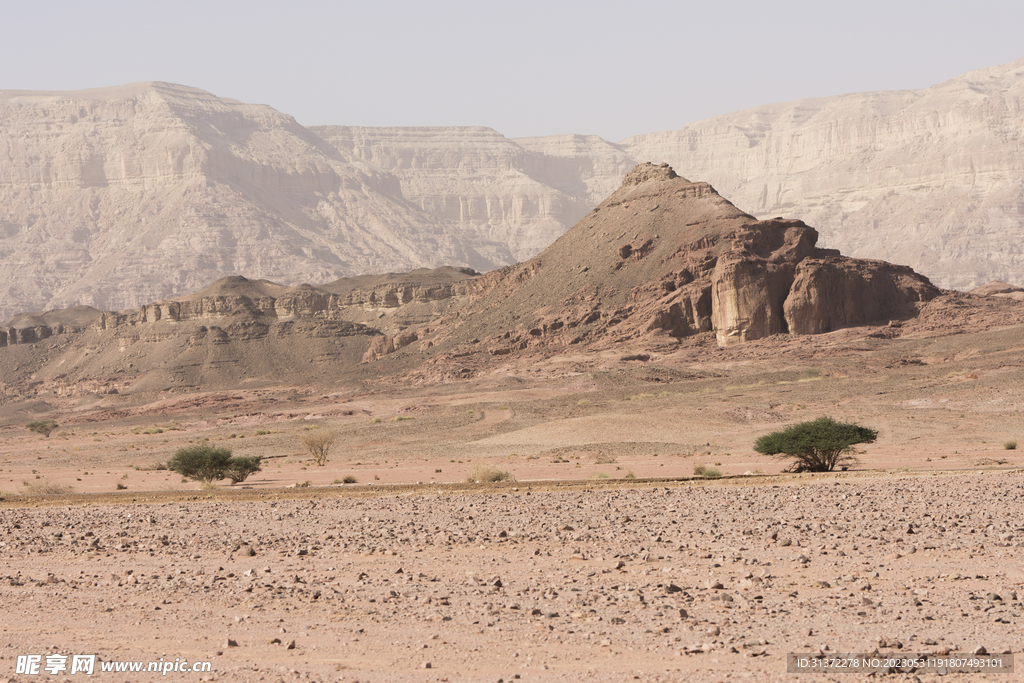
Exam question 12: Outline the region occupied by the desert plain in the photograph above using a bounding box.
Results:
[2,313,1024,683]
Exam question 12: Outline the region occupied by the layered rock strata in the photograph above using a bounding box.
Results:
[0,84,494,320]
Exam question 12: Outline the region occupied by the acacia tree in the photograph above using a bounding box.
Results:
[167,446,263,484]
[300,430,337,466]
[27,420,59,437]
[754,417,878,472]
[226,456,263,484]
[166,445,235,483]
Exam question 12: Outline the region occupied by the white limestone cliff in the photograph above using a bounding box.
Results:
[621,58,1024,291]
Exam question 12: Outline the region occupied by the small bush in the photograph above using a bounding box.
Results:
[694,464,722,478]
[594,453,616,464]
[300,430,337,466]
[115,483,127,490]
[1004,440,1018,450]
[592,472,609,479]
[753,416,878,472]
[226,456,263,484]
[255,430,270,436]
[342,475,357,484]
[166,445,234,483]
[466,464,515,483]
[27,420,59,437]
[143,427,163,435]
[623,471,636,480]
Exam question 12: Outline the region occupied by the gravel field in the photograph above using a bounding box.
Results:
[2,471,1022,682]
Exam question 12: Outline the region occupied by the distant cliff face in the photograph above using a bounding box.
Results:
[311,126,634,263]
[0,84,496,320]
[621,59,1024,291]
[3,60,1022,322]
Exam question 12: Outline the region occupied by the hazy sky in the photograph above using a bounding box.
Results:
[3,0,1022,141]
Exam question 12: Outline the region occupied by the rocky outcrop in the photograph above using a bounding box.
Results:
[0,268,480,396]
[710,219,820,345]
[410,164,942,357]
[1,306,103,347]
[970,281,1024,301]
[784,258,941,335]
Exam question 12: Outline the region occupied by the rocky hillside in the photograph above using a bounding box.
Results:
[385,164,940,365]
[0,267,477,399]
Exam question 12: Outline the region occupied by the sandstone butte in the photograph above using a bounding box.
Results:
[11,162,1016,403]
[2,58,1023,321]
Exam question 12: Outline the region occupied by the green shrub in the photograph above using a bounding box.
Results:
[754,416,878,472]
[694,464,722,478]
[342,475,357,484]
[466,464,515,483]
[226,456,263,484]
[27,420,59,437]
[166,445,235,483]
[1004,440,1018,450]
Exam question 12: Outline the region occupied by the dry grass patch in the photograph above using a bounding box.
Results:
[22,480,74,495]
[694,464,722,479]
[466,464,515,483]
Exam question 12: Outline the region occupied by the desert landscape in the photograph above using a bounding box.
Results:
[2,56,1024,681]
[2,157,1024,681]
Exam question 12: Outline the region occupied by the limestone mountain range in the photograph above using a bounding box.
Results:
[2,58,1023,321]
[1,163,973,400]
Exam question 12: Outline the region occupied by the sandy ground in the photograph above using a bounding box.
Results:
[1,323,1023,680]
[1,472,1023,682]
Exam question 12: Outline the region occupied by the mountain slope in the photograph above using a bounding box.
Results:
[0,83,497,319]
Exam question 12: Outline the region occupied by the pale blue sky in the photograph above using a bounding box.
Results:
[3,0,1022,141]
